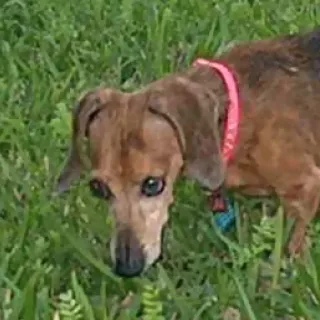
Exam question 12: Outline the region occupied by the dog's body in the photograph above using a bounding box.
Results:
[56,27,320,277]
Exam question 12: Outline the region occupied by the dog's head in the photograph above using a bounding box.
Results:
[55,74,224,277]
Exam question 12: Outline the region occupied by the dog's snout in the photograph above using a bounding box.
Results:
[114,229,145,278]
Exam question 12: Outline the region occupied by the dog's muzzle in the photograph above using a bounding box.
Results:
[113,228,145,278]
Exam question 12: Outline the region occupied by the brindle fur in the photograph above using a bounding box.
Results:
[56,27,320,277]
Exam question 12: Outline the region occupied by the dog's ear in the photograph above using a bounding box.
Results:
[54,89,108,194]
[148,78,225,190]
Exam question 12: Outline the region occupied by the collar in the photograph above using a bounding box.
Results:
[192,58,241,164]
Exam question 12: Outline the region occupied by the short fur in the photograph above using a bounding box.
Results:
[56,27,320,277]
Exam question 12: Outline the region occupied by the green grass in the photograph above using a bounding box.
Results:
[1,0,320,318]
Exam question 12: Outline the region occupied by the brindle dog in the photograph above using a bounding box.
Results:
[56,27,320,277]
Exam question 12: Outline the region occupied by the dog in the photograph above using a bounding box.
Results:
[55,27,320,278]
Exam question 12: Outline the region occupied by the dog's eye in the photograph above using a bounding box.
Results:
[141,177,165,197]
[89,179,112,200]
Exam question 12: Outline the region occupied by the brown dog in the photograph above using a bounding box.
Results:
[56,27,320,277]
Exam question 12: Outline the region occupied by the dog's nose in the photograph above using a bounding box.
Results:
[114,255,144,278]
[114,230,145,278]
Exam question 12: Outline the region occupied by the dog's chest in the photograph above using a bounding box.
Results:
[225,160,254,187]
[224,148,271,195]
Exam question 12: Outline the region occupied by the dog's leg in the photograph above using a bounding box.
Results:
[277,165,320,255]
[258,158,320,256]
[250,117,320,256]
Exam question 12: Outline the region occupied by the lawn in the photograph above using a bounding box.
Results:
[1,0,320,319]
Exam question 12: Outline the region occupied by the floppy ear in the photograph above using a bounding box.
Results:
[54,90,106,194]
[148,78,225,190]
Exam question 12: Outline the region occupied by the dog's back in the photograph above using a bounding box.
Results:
[222,27,320,87]
[220,28,320,160]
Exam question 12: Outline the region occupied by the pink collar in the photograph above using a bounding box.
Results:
[192,58,241,164]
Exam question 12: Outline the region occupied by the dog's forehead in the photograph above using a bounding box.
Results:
[84,88,181,185]
[89,123,170,179]
[125,144,170,178]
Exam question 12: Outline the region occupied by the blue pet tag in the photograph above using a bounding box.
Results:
[212,196,236,232]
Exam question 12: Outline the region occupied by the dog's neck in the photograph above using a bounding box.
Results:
[184,65,234,140]
[184,65,230,122]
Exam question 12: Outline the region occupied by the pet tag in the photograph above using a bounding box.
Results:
[209,190,236,232]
